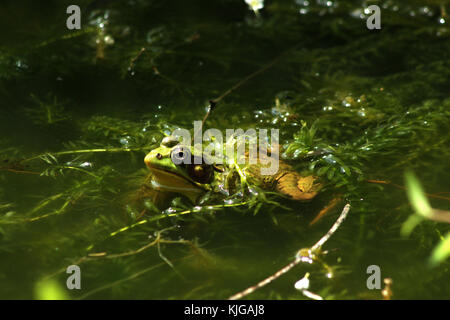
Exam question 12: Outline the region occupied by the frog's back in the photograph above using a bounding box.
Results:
[243,159,321,201]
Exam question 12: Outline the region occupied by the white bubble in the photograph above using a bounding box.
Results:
[80,162,93,168]
[104,35,115,45]
[294,275,310,291]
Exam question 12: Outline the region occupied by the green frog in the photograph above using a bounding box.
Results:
[143,136,322,206]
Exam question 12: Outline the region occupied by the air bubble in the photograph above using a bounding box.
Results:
[104,35,115,45]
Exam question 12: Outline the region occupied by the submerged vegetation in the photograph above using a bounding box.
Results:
[0,0,449,299]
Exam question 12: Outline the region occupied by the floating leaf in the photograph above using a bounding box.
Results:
[34,279,68,300]
[401,214,424,237]
[404,171,433,219]
[429,232,450,267]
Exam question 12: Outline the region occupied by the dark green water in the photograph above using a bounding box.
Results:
[0,0,449,299]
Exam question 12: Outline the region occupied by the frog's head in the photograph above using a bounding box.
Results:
[144,136,215,203]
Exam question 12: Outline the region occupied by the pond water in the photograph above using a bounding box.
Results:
[0,0,449,299]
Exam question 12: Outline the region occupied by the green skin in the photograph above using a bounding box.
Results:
[144,138,322,204]
[144,143,212,203]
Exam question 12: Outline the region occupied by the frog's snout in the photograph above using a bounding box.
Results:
[144,152,153,169]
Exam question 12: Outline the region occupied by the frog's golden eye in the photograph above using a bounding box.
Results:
[187,163,213,184]
[194,165,204,177]
[156,153,163,160]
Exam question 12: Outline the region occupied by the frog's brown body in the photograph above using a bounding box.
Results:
[243,160,321,201]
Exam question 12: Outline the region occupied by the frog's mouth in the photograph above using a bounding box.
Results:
[146,165,205,195]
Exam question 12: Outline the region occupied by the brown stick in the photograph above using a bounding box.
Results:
[367,179,450,201]
[0,167,41,175]
[228,204,351,300]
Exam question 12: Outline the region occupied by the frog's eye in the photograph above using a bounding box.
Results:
[156,153,163,160]
[193,165,204,177]
[161,136,180,148]
[171,146,190,165]
[187,163,214,184]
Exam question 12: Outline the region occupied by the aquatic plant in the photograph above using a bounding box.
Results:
[0,0,449,300]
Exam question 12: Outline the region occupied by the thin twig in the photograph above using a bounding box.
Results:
[228,204,351,300]
[311,204,350,252]
[367,179,450,201]
[192,43,301,142]
[41,227,191,281]
[0,167,41,175]
[128,47,146,71]
[228,259,299,300]
[210,53,283,106]
[21,147,147,164]
[107,200,253,238]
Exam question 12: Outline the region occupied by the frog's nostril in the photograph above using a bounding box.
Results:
[156,153,162,160]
